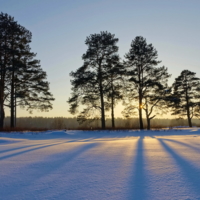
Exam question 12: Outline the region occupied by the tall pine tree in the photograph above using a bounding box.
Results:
[124,36,162,130]
[68,31,119,129]
[0,13,12,127]
[142,66,171,130]
[105,55,124,128]
[171,70,200,127]
[0,13,54,128]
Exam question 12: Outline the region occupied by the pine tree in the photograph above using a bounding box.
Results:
[104,55,124,128]
[0,13,54,128]
[142,66,171,130]
[68,31,119,129]
[124,36,161,130]
[12,58,55,124]
[0,13,14,127]
[171,70,200,127]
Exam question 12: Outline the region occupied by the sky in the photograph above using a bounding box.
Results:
[1,0,200,118]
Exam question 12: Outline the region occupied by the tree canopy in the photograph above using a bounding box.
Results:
[0,12,54,127]
[170,70,200,127]
[68,31,120,129]
[123,36,165,130]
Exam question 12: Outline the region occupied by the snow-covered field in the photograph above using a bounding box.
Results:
[0,129,200,200]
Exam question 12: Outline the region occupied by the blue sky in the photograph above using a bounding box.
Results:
[1,0,200,118]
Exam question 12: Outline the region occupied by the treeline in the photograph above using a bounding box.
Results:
[1,13,200,130]
[68,32,200,130]
[0,13,54,128]
[3,117,200,130]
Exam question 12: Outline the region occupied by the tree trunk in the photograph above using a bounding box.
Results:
[15,94,17,127]
[10,70,15,128]
[138,65,144,130]
[99,71,106,129]
[0,30,8,128]
[145,109,150,130]
[111,81,115,128]
[0,103,4,128]
[186,105,192,127]
[185,90,192,127]
[139,106,143,129]
[147,119,150,130]
[187,111,192,127]
[139,90,144,130]
[111,96,115,128]
[0,80,5,128]
[187,117,192,127]
[100,91,105,129]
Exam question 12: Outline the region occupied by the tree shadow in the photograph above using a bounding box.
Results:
[0,137,96,159]
[39,142,98,178]
[160,138,200,152]
[157,139,200,196]
[0,143,46,154]
[0,141,66,160]
[128,135,148,199]
[1,142,99,199]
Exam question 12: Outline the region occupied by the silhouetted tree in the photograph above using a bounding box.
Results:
[124,36,162,130]
[0,13,12,127]
[170,70,200,127]
[8,18,32,127]
[0,13,54,128]
[13,60,55,118]
[142,66,171,130]
[105,55,124,128]
[68,31,119,129]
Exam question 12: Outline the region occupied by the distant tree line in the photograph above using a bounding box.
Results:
[4,116,199,130]
[68,31,200,129]
[0,13,54,128]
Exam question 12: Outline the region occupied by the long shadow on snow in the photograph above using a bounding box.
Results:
[158,139,200,196]
[160,138,200,152]
[10,142,99,196]
[0,142,51,154]
[35,142,98,178]
[128,135,148,199]
[0,141,67,160]
[0,137,95,155]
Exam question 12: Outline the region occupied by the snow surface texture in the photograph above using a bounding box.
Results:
[0,129,200,200]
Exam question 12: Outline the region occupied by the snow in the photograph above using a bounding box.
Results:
[0,129,200,200]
